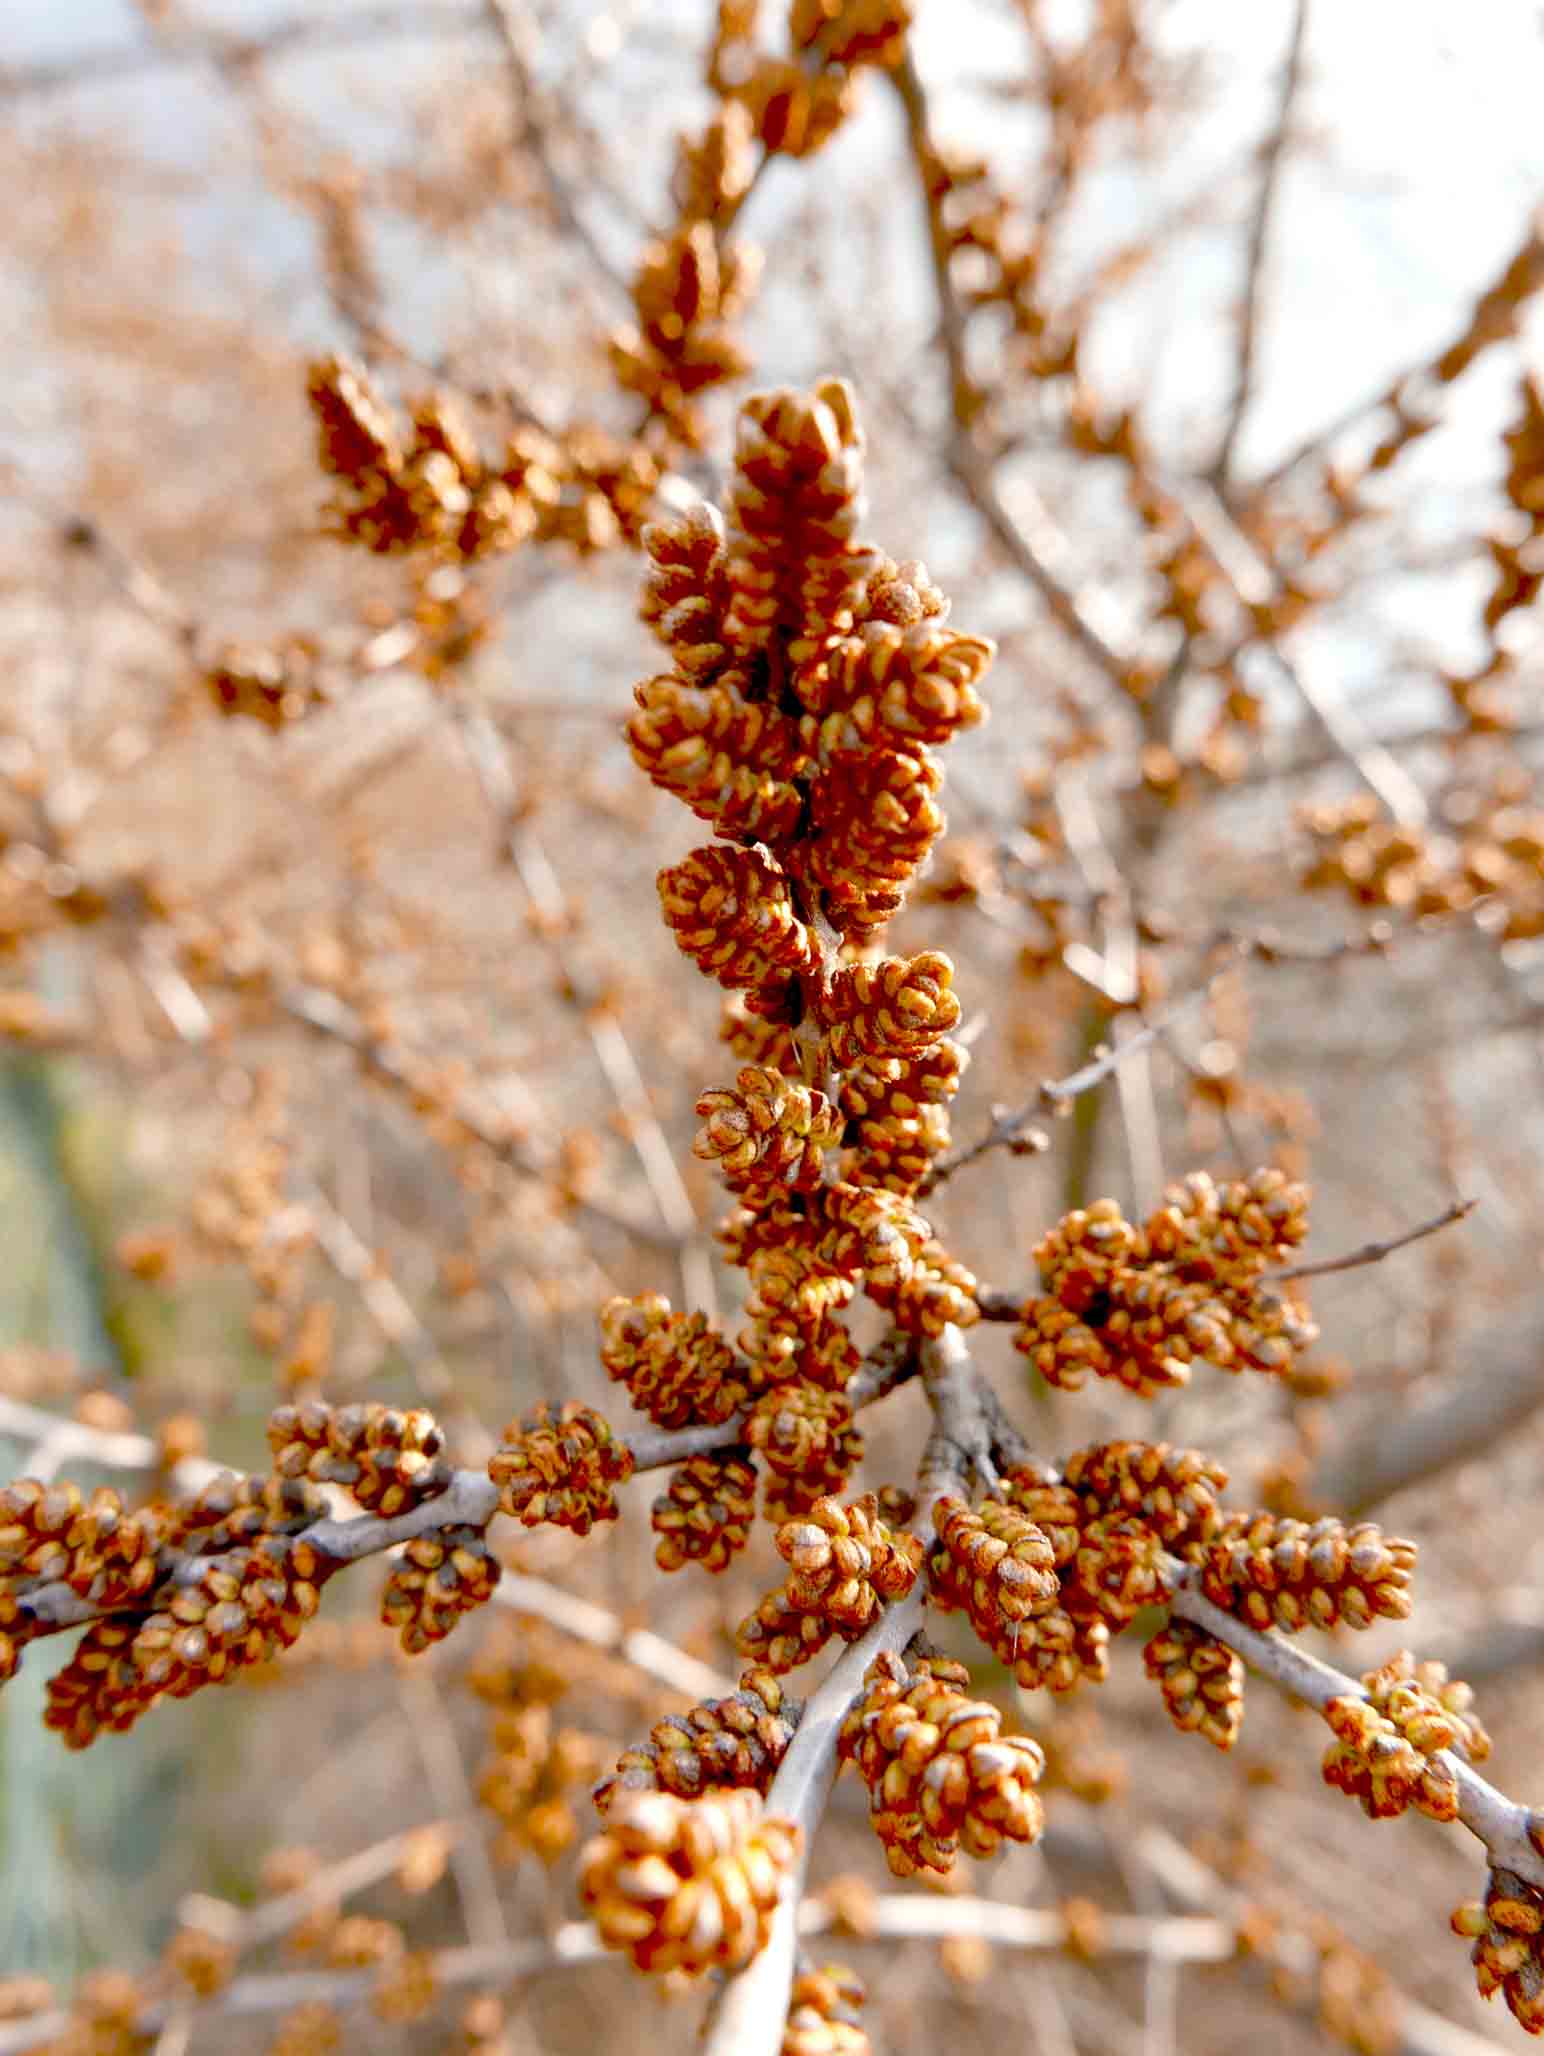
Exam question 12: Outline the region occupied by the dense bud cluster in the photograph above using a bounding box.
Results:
[694,1066,844,1191]
[1364,1649,1491,1762]
[929,1497,1060,1636]
[488,1402,634,1533]
[1,1478,167,1614]
[840,1039,966,1195]
[1014,1171,1316,1395]
[1301,779,1544,943]
[781,1960,871,2055]
[745,1384,863,1518]
[823,952,962,1065]
[1199,1513,1416,1634]
[734,1492,922,1671]
[1143,1620,1245,1750]
[1062,1439,1227,1553]
[609,222,759,449]
[1453,1870,1544,2034]
[651,1450,760,1573]
[44,1533,330,1749]
[579,1787,800,1975]
[268,1400,451,1516]
[1320,1696,1460,1823]
[657,843,819,1008]
[307,357,657,559]
[2,1463,331,1702]
[926,1493,1110,1694]
[1321,1650,1489,1823]
[933,1465,1229,1693]
[380,1524,501,1654]
[594,1667,799,1811]
[599,1294,749,1430]
[838,1649,1046,1877]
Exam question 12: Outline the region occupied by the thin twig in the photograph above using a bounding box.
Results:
[275,975,682,1251]
[1164,474,1429,825]
[451,705,713,1310]
[295,1171,488,1451]
[1304,1288,1544,1515]
[1270,1197,1475,1282]
[1055,768,1164,1212]
[481,0,630,298]
[924,966,1234,1192]
[1240,204,1544,501]
[0,4,491,101]
[801,1890,1233,1962]
[1212,0,1312,486]
[0,1925,604,2056]
[888,52,1136,697]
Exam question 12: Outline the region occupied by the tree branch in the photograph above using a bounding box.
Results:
[1167,1571,1544,1894]
[699,1590,927,2056]
[1270,1197,1475,1283]
[1211,0,1312,486]
[889,50,1137,697]
[924,967,1232,1193]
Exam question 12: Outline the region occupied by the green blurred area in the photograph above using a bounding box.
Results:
[0,1055,261,1981]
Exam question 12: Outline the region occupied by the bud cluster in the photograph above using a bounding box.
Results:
[599,1294,749,1430]
[579,1787,801,1976]
[1014,1172,1317,1396]
[838,1649,1046,1878]
[44,1533,331,1750]
[1321,1651,1489,1823]
[488,1403,635,1535]
[735,1492,923,1672]
[594,1666,799,1812]
[1142,1620,1245,1750]
[1199,1513,1416,1634]
[1453,1869,1544,2034]
[268,1400,451,1517]
[307,358,658,559]
[781,1960,870,2056]
[380,1525,501,1655]
[651,1450,760,1573]
[745,1384,863,1519]
[694,1065,844,1192]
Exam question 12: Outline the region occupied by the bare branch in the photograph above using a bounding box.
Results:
[1271,1197,1476,1283]
[1212,0,1312,486]
[0,1926,606,2056]
[1241,205,1544,501]
[480,0,630,299]
[889,52,1137,697]
[925,967,1232,1193]
[1163,473,1430,825]
[451,705,714,1311]
[274,974,683,1252]
[397,1672,508,1952]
